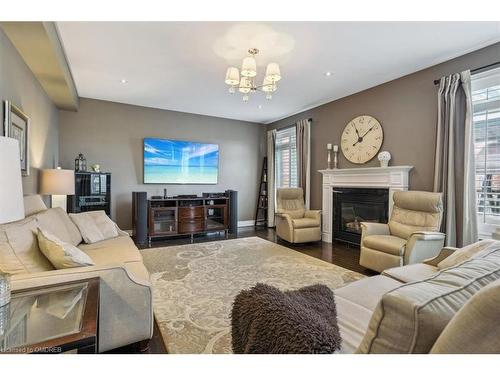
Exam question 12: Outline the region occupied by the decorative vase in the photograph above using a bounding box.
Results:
[0,272,11,308]
[378,151,391,168]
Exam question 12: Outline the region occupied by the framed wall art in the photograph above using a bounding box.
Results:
[3,101,30,176]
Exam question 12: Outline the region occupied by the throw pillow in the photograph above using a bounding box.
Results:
[69,211,120,244]
[0,217,54,274]
[35,207,83,246]
[37,228,94,269]
[231,283,341,354]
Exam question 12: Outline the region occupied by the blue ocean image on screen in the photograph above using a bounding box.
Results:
[144,138,219,184]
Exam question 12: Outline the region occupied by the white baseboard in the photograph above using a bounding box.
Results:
[237,220,255,227]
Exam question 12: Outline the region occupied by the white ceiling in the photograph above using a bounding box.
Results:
[56,22,500,124]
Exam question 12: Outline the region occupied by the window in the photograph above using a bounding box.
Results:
[472,67,500,236]
[275,126,298,188]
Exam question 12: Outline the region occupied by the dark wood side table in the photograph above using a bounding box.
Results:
[0,277,99,354]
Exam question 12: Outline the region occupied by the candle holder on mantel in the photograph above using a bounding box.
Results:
[326,144,339,169]
[333,145,339,169]
[327,144,332,169]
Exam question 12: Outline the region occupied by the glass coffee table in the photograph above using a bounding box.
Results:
[0,277,99,354]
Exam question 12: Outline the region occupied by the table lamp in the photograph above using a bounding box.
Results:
[39,168,75,211]
[0,136,25,224]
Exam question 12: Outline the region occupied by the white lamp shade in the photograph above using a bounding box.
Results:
[262,76,277,92]
[224,67,240,86]
[0,137,25,224]
[265,62,281,82]
[241,56,257,77]
[239,77,251,94]
[39,169,75,195]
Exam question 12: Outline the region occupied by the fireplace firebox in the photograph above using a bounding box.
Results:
[332,188,389,245]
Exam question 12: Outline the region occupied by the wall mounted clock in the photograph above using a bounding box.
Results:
[341,115,383,164]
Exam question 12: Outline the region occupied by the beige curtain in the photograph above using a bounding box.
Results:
[267,129,277,227]
[433,70,477,247]
[296,119,311,209]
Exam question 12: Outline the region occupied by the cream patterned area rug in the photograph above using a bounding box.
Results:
[141,236,364,354]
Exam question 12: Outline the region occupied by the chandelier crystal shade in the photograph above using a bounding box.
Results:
[224,48,282,102]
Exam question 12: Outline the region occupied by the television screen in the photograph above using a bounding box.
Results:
[143,138,219,184]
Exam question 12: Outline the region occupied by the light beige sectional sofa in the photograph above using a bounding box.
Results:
[336,239,500,353]
[0,195,153,353]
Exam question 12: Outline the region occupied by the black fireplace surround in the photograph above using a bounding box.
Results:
[332,187,389,245]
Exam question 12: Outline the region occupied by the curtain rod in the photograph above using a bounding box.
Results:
[433,61,500,85]
[275,118,313,129]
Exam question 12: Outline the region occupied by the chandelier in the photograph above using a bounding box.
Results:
[224,48,281,102]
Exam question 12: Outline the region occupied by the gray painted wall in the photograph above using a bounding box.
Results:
[59,98,266,229]
[268,42,500,212]
[0,28,59,204]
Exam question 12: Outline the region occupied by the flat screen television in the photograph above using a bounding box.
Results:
[143,138,219,184]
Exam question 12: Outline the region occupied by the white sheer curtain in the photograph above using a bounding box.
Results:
[296,119,311,209]
[433,70,478,247]
[267,129,277,227]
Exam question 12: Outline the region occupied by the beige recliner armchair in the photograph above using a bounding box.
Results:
[360,190,445,273]
[275,188,321,243]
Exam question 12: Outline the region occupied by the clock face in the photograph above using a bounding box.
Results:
[341,115,383,164]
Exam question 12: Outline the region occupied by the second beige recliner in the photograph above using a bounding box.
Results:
[275,188,321,243]
[360,190,445,273]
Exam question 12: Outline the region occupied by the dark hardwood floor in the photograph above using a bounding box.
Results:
[109,227,376,353]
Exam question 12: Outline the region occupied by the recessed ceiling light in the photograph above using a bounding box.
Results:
[120,79,128,84]
[325,71,332,77]
[258,105,263,109]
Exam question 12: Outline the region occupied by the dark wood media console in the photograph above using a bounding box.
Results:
[148,197,229,245]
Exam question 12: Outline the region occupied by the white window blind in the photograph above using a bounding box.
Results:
[275,126,298,188]
[472,67,500,236]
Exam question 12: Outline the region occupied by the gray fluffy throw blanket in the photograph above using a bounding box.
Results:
[231,283,341,354]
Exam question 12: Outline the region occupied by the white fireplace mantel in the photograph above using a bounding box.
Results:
[319,166,413,243]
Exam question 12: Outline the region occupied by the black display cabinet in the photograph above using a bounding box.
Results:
[68,172,111,216]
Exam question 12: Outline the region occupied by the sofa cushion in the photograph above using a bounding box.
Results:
[37,228,94,269]
[79,236,143,265]
[363,235,406,256]
[336,296,373,354]
[35,208,82,246]
[335,275,402,354]
[335,275,402,311]
[0,218,54,274]
[292,217,319,229]
[430,279,500,354]
[356,244,500,354]
[69,211,119,244]
[383,263,439,283]
[437,239,495,270]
